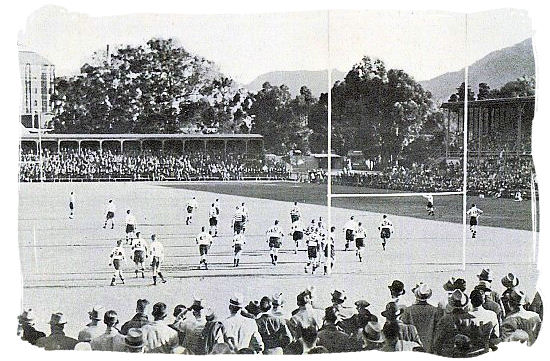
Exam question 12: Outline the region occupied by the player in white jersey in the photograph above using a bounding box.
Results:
[130,232,148,278]
[103,199,117,229]
[290,202,302,223]
[378,215,394,251]
[466,203,484,239]
[343,216,358,251]
[208,203,219,237]
[305,219,316,236]
[354,222,367,262]
[186,197,198,225]
[149,234,166,285]
[514,191,523,202]
[214,198,221,216]
[232,229,245,267]
[109,239,126,286]
[323,226,336,275]
[266,220,284,265]
[69,192,75,219]
[290,218,305,254]
[196,226,213,270]
[317,219,328,255]
[125,209,137,244]
[232,206,245,235]
[423,194,435,216]
[305,228,321,274]
[239,202,249,233]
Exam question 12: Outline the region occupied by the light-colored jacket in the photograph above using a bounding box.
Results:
[90,327,126,352]
[222,312,264,352]
[141,320,180,353]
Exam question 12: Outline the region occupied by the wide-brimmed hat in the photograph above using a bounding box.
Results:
[49,312,67,325]
[448,289,469,308]
[204,307,216,322]
[245,300,261,315]
[125,328,145,349]
[388,280,405,296]
[136,299,150,312]
[413,283,433,300]
[477,269,492,282]
[508,290,526,306]
[501,273,520,289]
[230,293,244,308]
[363,321,385,343]
[272,292,284,306]
[474,281,491,293]
[152,302,168,319]
[88,305,104,320]
[331,290,347,303]
[190,298,204,312]
[443,277,466,292]
[354,300,371,309]
[381,302,403,319]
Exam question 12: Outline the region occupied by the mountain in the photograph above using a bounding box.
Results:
[420,38,535,102]
[245,69,346,98]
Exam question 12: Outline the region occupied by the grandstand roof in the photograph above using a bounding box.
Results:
[20,133,263,141]
[19,51,53,66]
[441,95,535,108]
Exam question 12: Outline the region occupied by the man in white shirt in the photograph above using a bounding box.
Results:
[141,302,179,353]
[125,209,137,245]
[354,222,367,262]
[305,229,320,274]
[233,229,245,267]
[149,234,167,285]
[343,216,358,251]
[290,218,305,254]
[222,294,264,353]
[109,239,125,286]
[103,199,116,229]
[290,202,301,223]
[266,220,284,266]
[196,226,213,270]
[466,204,483,239]
[423,194,435,216]
[208,203,219,237]
[469,290,499,339]
[131,232,148,278]
[186,197,198,225]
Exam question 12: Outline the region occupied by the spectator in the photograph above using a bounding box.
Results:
[78,305,104,342]
[141,302,179,353]
[469,289,499,348]
[124,328,145,353]
[199,308,226,355]
[256,296,292,354]
[341,299,377,340]
[222,293,264,353]
[284,326,319,354]
[316,306,355,353]
[90,310,125,352]
[288,289,323,339]
[176,298,207,354]
[35,312,79,350]
[360,321,385,351]
[120,299,151,335]
[17,309,46,346]
[381,302,423,350]
[501,290,542,345]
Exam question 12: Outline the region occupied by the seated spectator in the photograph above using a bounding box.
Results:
[120,299,151,335]
[78,305,104,342]
[501,290,542,345]
[35,312,79,350]
[284,326,319,354]
[141,302,180,353]
[316,306,355,353]
[90,310,125,352]
[17,309,46,346]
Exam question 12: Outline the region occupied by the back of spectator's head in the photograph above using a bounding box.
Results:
[173,304,186,318]
[382,320,400,341]
[301,326,318,346]
[136,299,149,313]
[470,290,484,308]
[152,302,168,320]
[324,306,339,324]
[297,291,309,307]
[260,296,272,312]
[453,334,472,353]
[103,310,119,327]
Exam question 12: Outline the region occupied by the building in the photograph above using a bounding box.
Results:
[19,51,55,130]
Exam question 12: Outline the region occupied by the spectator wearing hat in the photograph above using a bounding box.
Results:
[433,289,476,357]
[361,321,385,350]
[120,299,151,335]
[288,289,323,339]
[141,302,179,353]
[222,294,264,353]
[176,298,207,354]
[477,269,503,307]
[331,290,355,322]
[316,306,355,353]
[256,296,292,354]
[341,299,377,342]
[243,300,261,319]
[35,312,79,350]
[381,302,423,350]
[439,277,467,313]
[388,280,408,308]
[284,325,320,354]
[124,328,145,353]
[78,305,104,342]
[501,290,542,346]
[501,273,520,317]
[401,283,442,353]
[381,319,422,352]
[473,282,503,331]
[271,292,289,321]
[17,309,46,346]
[90,310,125,352]
[198,308,226,355]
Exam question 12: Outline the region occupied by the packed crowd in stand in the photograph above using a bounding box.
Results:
[18,269,542,356]
[19,149,288,182]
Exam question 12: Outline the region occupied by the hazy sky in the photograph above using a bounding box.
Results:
[18,6,532,84]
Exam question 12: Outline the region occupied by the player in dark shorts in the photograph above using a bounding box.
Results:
[293,230,304,252]
[345,229,354,250]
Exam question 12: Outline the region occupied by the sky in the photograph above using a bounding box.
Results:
[18,6,532,84]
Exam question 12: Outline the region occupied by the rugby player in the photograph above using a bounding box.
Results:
[69,191,75,219]
[149,234,167,285]
[232,228,245,267]
[130,232,148,278]
[378,215,394,251]
[208,203,219,237]
[109,239,126,286]
[290,217,305,254]
[196,226,213,270]
[466,203,484,239]
[103,199,117,229]
[354,222,367,262]
[186,197,198,225]
[423,194,435,216]
[305,227,320,274]
[323,226,336,275]
[290,202,301,223]
[266,220,284,266]
[343,216,358,251]
[125,209,137,245]
[232,206,245,235]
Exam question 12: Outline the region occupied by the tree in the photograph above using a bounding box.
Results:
[331,56,437,166]
[477,83,491,100]
[488,76,535,98]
